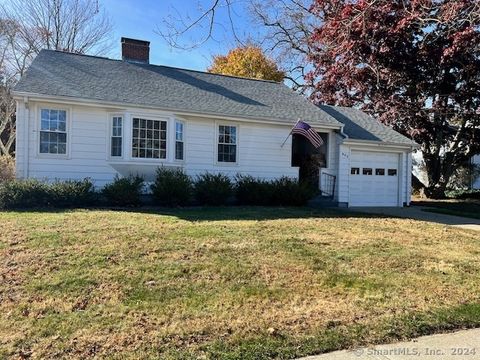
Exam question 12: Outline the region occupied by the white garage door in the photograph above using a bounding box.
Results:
[349,151,400,207]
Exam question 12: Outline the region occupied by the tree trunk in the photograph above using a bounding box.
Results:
[423,151,456,199]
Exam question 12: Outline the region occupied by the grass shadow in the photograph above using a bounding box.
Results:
[1,206,386,222]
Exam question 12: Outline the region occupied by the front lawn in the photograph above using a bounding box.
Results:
[1,207,480,359]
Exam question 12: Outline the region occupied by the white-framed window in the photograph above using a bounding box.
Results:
[175,121,184,160]
[39,108,67,155]
[111,116,123,157]
[217,124,237,163]
[132,117,167,159]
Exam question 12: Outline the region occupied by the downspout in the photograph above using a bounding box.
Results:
[339,124,349,139]
[23,97,30,179]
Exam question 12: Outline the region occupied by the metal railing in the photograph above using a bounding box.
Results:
[320,173,336,199]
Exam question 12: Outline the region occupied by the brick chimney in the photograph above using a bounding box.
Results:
[121,37,150,64]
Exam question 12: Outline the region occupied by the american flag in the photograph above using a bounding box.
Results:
[291,120,324,148]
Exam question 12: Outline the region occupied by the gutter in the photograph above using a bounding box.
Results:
[12,91,344,131]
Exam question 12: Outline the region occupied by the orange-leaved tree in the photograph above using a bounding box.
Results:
[208,46,284,82]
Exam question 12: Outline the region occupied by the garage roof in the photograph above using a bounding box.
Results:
[319,105,416,146]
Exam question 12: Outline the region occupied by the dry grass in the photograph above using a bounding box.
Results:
[0,207,479,359]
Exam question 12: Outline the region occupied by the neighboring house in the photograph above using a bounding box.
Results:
[471,155,480,189]
[12,38,417,207]
[413,152,480,190]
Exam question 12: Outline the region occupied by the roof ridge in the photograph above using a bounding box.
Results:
[40,49,283,85]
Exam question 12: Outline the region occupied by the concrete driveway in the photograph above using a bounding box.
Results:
[299,328,480,360]
[347,206,480,232]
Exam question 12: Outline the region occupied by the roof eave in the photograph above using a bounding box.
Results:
[343,138,420,149]
[12,91,344,130]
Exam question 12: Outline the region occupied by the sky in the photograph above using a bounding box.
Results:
[101,0,254,71]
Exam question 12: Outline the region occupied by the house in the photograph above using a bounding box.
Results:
[12,38,417,207]
[470,155,480,189]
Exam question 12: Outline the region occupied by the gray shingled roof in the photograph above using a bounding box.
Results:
[14,50,342,127]
[14,50,414,146]
[318,105,415,145]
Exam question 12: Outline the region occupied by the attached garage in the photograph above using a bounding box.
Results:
[348,151,400,206]
[318,105,418,208]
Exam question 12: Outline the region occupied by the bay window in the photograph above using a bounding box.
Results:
[132,118,167,159]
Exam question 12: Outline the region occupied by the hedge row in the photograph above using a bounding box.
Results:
[0,168,316,209]
[445,189,480,200]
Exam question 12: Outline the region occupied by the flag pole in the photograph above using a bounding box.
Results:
[281,119,300,148]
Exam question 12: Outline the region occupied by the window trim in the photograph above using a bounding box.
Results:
[109,114,124,159]
[215,122,239,165]
[174,120,185,162]
[36,105,71,159]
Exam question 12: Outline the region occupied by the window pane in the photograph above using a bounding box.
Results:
[58,143,66,154]
[40,142,49,153]
[388,169,397,176]
[132,118,167,159]
[49,110,58,121]
[41,119,49,130]
[363,168,373,175]
[58,133,67,143]
[49,118,58,131]
[351,167,360,175]
[49,143,58,154]
[175,141,184,160]
[41,109,49,121]
[176,122,183,141]
[375,168,385,176]
[111,137,122,157]
[58,110,66,122]
[218,144,236,163]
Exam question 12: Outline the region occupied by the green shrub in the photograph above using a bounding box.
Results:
[235,175,274,205]
[446,189,480,200]
[194,173,233,205]
[235,175,314,206]
[0,179,50,209]
[0,178,97,209]
[0,156,15,183]
[102,175,144,207]
[270,176,316,206]
[49,179,97,207]
[151,167,192,206]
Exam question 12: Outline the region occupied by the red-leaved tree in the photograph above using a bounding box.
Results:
[307,0,480,198]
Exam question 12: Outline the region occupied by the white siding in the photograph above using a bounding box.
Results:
[19,102,299,188]
[336,144,351,204]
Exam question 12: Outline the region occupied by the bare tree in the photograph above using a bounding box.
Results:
[157,0,245,50]
[249,0,315,92]
[0,0,113,157]
[157,0,314,92]
[4,0,114,55]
